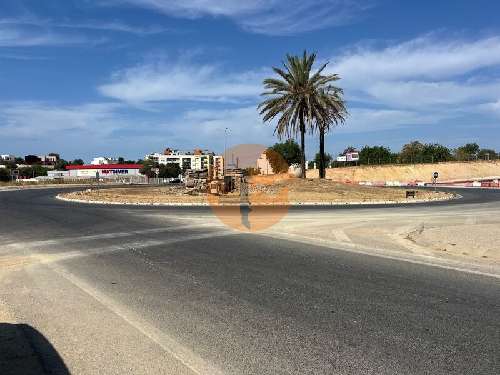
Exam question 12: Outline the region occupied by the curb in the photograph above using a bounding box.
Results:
[56,193,459,207]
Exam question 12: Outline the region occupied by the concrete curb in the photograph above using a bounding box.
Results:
[0,184,97,192]
[56,192,459,207]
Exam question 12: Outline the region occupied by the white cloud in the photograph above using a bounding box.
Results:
[0,15,159,48]
[99,60,262,103]
[0,102,122,137]
[342,107,455,133]
[0,25,82,47]
[0,16,168,36]
[182,106,269,140]
[363,80,500,109]
[96,33,500,147]
[324,35,500,114]
[333,36,500,84]
[0,101,168,159]
[115,0,269,17]
[110,0,373,35]
[478,100,500,117]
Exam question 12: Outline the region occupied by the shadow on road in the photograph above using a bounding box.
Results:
[0,323,70,375]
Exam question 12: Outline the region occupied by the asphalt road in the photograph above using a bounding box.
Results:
[0,187,499,374]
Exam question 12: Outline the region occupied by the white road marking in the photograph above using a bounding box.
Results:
[3,223,228,249]
[45,264,225,375]
[331,229,352,243]
[6,230,237,265]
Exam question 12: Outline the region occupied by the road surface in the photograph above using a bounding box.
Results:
[0,187,499,374]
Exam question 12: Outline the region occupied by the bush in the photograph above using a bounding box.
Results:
[0,168,11,182]
[265,148,289,173]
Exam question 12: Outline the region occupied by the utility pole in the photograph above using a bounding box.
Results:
[224,127,229,176]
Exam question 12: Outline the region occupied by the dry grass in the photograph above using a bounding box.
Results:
[61,176,452,205]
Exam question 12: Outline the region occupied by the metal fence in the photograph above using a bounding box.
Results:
[326,155,500,169]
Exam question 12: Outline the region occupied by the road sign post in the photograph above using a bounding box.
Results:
[11,169,19,183]
[96,171,100,195]
[433,171,439,191]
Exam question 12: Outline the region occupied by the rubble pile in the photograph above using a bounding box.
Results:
[184,169,209,192]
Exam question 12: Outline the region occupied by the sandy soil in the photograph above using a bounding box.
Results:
[306,160,500,182]
[60,177,452,205]
[264,204,500,265]
[405,223,500,260]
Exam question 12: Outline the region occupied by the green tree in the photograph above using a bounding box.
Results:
[139,159,157,178]
[399,141,425,163]
[54,159,69,171]
[313,78,347,178]
[0,160,17,169]
[399,141,452,163]
[314,152,332,167]
[359,146,392,165]
[259,51,347,178]
[18,165,48,178]
[158,164,182,178]
[478,148,497,160]
[269,140,301,166]
[454,143,480,161]
[0,168,11,182]
[70,159,84,166]
[341,146,357,155]
[421,143,453,162]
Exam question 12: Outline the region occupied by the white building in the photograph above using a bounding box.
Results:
[39,154,58,164]
[47,170,70,178]
[91,156,118,165]
[0,154,15,162]
[337,151,359,162]
[145,149,225,179]
[212,155,224,180]
[66,163,143,178]
[256,152,274,175]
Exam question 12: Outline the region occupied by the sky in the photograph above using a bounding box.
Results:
[0,0,499,162]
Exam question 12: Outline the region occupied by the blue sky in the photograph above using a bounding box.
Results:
[0,0,499,161]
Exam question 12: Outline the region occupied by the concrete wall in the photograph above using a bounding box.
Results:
[306,160,500,183]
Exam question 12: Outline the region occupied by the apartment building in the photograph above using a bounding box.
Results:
[91,156,118,165]
[145,148,224,179]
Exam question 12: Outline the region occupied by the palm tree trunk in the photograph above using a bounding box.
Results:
[319,126,325,179]
[300,118,306,178]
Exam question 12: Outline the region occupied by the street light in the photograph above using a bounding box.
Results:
[224,127,229,176]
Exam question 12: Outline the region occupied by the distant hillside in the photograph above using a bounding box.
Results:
[306,161,500,183]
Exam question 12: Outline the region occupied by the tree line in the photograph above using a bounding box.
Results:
[353,141,497,166]
[262,140,498,173]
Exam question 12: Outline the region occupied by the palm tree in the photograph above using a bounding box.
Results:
[258,51,347,178]
[314,86,347,178]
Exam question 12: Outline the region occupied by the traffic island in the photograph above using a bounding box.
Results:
[57,175,456,206]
